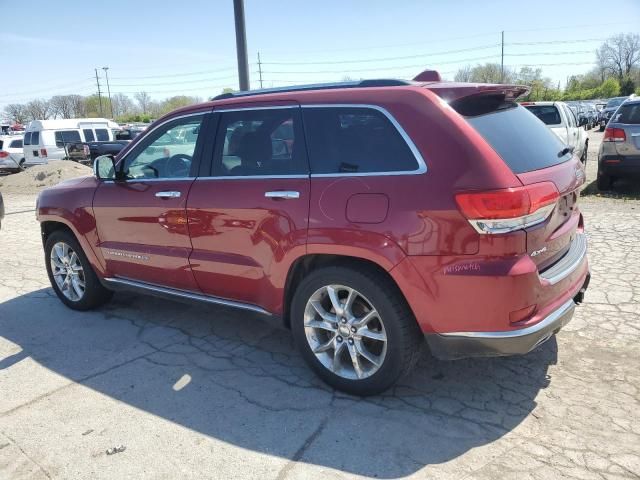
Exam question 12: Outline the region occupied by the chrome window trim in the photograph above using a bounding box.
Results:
[302,103,427,177]
[116,111,209,174]
[195,174,308,181]
[100,177,196,184]
[104,277,272,316]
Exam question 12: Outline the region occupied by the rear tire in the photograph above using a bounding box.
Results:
[581,143,588,165]
[599,125,605,132]
[597,169,613,191]
[45,230,113,310]
[291,266,422,396]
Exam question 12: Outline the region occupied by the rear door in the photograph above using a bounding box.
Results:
[466,104,584,270]
[186,105,310,313]
[611,102,640,159]
[92,112,209,290]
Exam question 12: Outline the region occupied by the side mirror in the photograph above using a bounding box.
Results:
[578,117,588,127]
[94,154,117,180]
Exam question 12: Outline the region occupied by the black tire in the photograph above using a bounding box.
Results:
[599,125,605,132]
[581,142,588,165]
[290,266,422,396]
[597,169,612,191]
[45,230,113,310]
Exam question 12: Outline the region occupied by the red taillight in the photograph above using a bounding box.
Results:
[0,151,8,158]
[455,182,559,220]
[40,148,48,157]
[603,127,626,142]
[520,102,535,106]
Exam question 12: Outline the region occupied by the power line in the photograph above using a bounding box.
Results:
[110,74,240,88]
[110,66,248,80]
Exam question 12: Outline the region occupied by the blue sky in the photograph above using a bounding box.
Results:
[1,0,639,110]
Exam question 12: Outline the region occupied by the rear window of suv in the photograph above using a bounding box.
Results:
[463,100,571,174]
[612,103,640,124]
[523,105,561,125]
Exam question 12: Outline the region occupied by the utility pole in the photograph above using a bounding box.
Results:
[233,0,250,91]
[94,68,104,117]
[102,67,114,118]
[257,52,263,88]
[500,31,504,83]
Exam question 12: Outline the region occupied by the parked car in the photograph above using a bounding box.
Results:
[583,103,598,129]
[66,140,130,165]
[36,75,590,395]
[23,118,119,166]
[0,190,4,230]
[599,96,629,131]
[597,97,640,190]
[521,101,589,163]
[565,101,591,130]
[0,135,25,172]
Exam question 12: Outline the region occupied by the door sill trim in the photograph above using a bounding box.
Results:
[103,277,272,316]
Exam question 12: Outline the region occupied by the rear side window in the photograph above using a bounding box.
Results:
[612,103,640,124]
[303,107,419,174]
[24,132,31,145]
[9,139,23,148]
[523,105,561,125]
[54,130,81,147]
[465,103,570,174]
[83,129,95,141]
[31,131,40,145]
[212,107,307,176]
[95,128,109,141]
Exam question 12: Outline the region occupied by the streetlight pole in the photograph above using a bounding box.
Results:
[102,67,114,118]
[233,0,250,91]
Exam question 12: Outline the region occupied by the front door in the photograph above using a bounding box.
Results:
[92,113,207,291]
[187,106,310,313]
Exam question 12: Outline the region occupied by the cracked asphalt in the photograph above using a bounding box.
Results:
[1,130,639,479]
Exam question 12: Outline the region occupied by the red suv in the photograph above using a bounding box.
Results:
[37,73,590,395]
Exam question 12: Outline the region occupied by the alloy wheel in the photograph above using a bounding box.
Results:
[50,241,86,301]
[303,284,387,380]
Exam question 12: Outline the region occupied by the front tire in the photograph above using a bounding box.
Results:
[291,266,422,396]
[45,230,113,310]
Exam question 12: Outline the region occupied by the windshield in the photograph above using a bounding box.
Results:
[606,97,626,108]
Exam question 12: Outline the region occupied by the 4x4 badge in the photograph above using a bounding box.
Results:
[530,246,547,257]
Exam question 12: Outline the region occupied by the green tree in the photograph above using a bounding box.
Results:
[620,76,636,95]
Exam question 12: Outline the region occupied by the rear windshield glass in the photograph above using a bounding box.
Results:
[524,105,561,125]
[24,132,31,145]
[606,97,626,108]
[83,129,95,142]
[465,104,571,174]
[31,131,40,145]
[612,103,640,124]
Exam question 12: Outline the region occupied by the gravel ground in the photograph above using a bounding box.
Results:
[0,161,92,195]
[0,130,639,479]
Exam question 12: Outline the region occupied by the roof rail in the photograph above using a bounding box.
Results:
[211,79,414,100]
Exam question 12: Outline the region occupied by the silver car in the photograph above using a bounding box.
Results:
[597,97,640,190]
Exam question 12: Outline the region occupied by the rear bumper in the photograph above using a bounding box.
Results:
[599,155,640,176]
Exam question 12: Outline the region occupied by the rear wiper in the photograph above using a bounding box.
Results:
[558,146,574,157]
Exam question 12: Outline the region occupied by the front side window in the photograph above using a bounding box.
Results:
[54,130,81,147]
[123,115,203,179]
[83,129,95,142]
[302,107,419,174]
[95,128,109,141]
[212,107,306,176]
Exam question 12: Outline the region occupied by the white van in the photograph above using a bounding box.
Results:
[23,118,119,166]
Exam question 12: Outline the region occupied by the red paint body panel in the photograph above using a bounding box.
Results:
[186,177,310,314]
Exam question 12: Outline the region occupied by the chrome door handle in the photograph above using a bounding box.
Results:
[265,190,300,199]
[155,191,181,199]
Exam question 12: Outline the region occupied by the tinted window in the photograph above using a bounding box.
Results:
[24,132,31,145]
[9,139,23,148]
[606,97,626,108]
[54,130,81,147]
[212,108,306,176]
[612,103,640,124]
[303,107,418,174]
[123,115,203,179]
[524,105,561,125]
[83,129,95,141]
[31,131,40,145]
[95,128,109,141]
[466,104,571,174]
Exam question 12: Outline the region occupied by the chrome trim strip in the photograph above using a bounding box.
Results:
[195,174,308,181]
[215,105,299,113]
[103,277,272,316]
[466,204,556,235]
[265,190,300,199]
[539,233,588,285]
[303,104,427,177]
[439,298,575,339]
[101,177,195,183]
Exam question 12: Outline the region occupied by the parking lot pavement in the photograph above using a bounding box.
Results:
[0,130,639,479]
